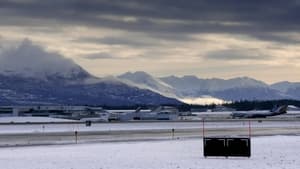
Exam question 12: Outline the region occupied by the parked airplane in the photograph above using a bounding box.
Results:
[108,106,179,121]
[231,105,288,118]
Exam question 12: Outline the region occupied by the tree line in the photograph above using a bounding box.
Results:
[100,99,300,111]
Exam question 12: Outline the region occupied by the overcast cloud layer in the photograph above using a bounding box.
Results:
[0,0,300,83]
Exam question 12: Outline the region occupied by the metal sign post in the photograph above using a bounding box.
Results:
[75,131,78,144]
[202,118,205,138]
[248,120,251,138]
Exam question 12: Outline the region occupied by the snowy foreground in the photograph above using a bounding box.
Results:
[0,136,299,169]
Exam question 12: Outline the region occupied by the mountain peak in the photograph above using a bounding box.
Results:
[119,71,152,79]
[228,76,267,87]
[271,81,291,86]
[118,71,177,98]
[271,81,300,93]
[181,75,202,82]
[0,39,91,80]
[118,71,157,84]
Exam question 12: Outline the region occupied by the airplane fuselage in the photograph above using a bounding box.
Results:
[231,105,288,118]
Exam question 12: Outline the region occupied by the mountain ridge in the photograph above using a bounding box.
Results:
[118,71,300,103]
[0,39,299,105]
[0,40,182,106]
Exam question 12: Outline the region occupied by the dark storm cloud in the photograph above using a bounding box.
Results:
[206,49,274,60]
[1,0,300,43]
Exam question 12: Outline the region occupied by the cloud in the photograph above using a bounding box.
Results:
[77,36,157,47]
[252,33,300,44]
[1,0,300,43]
[84,52,119,60]
[0,39,84,77]
[205,49,274,61]
[0,1,300,82]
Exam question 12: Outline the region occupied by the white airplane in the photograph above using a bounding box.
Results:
[231,105,288,118]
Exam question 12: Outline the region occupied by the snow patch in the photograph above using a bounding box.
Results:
[180,96,226,105]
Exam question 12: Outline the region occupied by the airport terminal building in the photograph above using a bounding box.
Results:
[0,105,109,121]
[0,105,181,122]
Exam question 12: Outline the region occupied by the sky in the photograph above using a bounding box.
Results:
[0,0,300,83]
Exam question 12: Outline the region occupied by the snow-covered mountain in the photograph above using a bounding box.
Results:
[271,81,300,92]
[1,39,299,106]
[118,71,297,103]
[160,75,268,94]
[0,40,181,106]
[159,75,283,101]
[118,71,178,98]
[271,81,300,99]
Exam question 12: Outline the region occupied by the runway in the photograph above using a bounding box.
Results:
[1,119,300,146]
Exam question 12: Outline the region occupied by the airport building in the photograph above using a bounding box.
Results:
[0,105,181,122]
[0,105,110,122]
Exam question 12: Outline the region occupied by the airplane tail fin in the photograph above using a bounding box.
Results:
[134,107,142,113]
[271,105,288,115]
[151,106,163,113]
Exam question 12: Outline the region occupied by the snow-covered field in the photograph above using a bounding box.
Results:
[0,136,299,169]
[0,120,300,134]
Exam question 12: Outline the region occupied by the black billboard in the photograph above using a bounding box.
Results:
[203,137,251,157]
